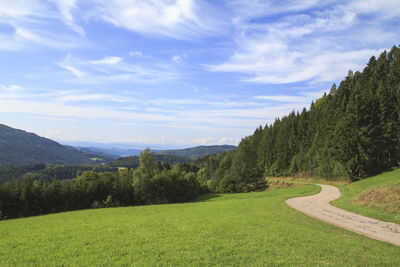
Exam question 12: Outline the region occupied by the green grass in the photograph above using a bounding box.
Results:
[353,184,400,213]
[1,185,399,266]
[333,168,400,224]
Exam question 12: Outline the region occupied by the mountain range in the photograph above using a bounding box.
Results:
[81,145,237,160]
[0,123,237,166]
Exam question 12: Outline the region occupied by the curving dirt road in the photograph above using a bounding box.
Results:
[286,184,400,246]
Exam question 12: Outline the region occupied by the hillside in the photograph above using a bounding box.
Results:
[109,153,193,168]
[75,146,142,158]
[1,184,398,266]
[154,145,237,160]
[333,168,400,224]
[0,124,113,165]
[197,46,400,192]
[0,164,117,185]
[81,145,237,159]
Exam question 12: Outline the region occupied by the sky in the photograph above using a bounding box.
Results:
[0,0,399,149]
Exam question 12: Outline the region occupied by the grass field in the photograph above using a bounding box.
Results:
[1,184,399,266]
[333,168,400,224]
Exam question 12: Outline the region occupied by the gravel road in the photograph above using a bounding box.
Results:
[286,184,400,246]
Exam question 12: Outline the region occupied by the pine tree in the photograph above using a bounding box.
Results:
[377,80,399,168]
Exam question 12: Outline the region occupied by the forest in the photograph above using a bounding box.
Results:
[199,46,400,192]
[0,46,399,219]
[0,150,205,219]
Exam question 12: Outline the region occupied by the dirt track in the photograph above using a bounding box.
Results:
[286,184,400,246]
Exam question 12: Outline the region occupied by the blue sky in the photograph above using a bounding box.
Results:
[1,0,399,148]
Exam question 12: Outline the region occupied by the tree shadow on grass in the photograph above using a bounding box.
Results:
[192,194,222,203]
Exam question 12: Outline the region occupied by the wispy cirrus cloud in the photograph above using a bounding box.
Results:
[58,63,87,78]
[0,0,85,50]
[0,25,83,51]
[350,0,400,19]
[207,1,400,84]
[56,54,180,84]
[55,92,131,103]
[51,0,85,36]
[254,95,311,103]
[90,56,122,65]
[0,0,45,20]
[92,0,222,40]
[0,83,292,131]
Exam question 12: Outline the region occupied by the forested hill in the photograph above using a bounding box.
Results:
[0,124,113,165]
[109,154,193,168]
[154,145,237,160]
[198,46,400,192]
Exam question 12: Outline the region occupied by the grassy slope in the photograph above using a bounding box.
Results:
[333,169,400,224]
[1,185,399,266]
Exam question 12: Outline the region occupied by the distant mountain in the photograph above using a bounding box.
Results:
[77,146,142,158]
[78,145,237,160]
[0,124,113,165]
[154,145,237,160]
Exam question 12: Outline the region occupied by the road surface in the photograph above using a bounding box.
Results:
[286,184,400,246]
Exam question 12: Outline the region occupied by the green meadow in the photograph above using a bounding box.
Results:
[333,168,400,224]
[1,182,399,266]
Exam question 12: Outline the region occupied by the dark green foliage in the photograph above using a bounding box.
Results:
[0,149,203,219]
[200,46,400,188]
[0,164,117,185]
[109,156,140,168]
[109,153,192,168]
[154,145,237,160]
[0,124,113,166]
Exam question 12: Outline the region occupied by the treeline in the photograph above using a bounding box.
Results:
[0,150,205,219]
[0,164,117,185]
[198,46,400,191]
[109,154,192,168]
[0,154,194,185]
[153,145,237,160]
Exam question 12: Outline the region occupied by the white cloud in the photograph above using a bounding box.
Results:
[56,55,180,84]
[129,51,143,57]
[229,0,321,21]
[208,1,399,84]
[0,0,85,50]
[0,98,175,122]
[172,55,181,62]
[0,84,22,92]
[0,25,82,51]
[51,0,85,36]
[58,64,87,78]
[93,0,219,39]
[193,137,214,144]
[0,86,306,134]
[350,0,400,19]
[1,81,318,146]
[0,0,45,19]
[254,95,310,103]
[56,92,131,103]
[90,56,122,65]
